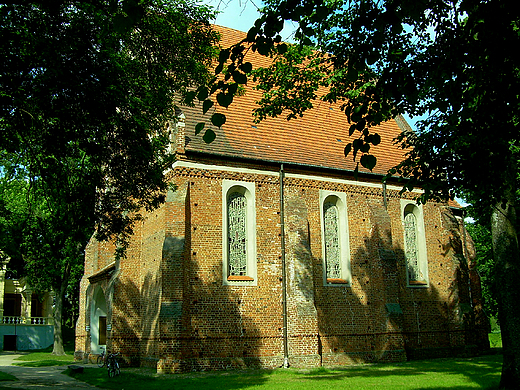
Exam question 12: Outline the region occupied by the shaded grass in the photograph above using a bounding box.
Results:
[12,343,75,367]
[67,354,502,390]
[0,371,23,390]
[0,372,17,381]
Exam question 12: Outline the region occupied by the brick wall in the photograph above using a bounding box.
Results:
[76,161,489,370]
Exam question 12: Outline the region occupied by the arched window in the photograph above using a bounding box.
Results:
[320,192,351,286]
[402,202,428,286]
[324,201,341,279]
[228,192,247,277]
[222,180,257,285]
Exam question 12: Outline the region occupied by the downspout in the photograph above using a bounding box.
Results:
[460,209,474,309]
[280,164,290,368]
[382,182,388,209]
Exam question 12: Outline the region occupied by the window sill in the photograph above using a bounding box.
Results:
[408,280,428,286]
[227,275,254,282]
[326,278,348,284]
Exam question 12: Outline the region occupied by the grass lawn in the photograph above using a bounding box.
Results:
[0,371,17,381]
[12,352,75,367]
[10,342,75,367]
[1,333,502,389]
[66,354,502,390]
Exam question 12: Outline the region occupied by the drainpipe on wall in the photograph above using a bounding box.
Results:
[382,182,388,209]
[280,164,290,368]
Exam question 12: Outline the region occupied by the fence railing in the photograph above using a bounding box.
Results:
[1,316,53,325]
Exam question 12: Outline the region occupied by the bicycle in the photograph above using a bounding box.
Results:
[106,351,121,377]
[96,347,106,368]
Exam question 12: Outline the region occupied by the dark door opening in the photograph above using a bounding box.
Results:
[99,316,107,345]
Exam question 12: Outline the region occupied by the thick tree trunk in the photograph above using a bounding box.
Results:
[52,264,71,356]
[491,187,520,389]
[51,288,66,356]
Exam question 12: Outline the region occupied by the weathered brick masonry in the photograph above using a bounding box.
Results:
[75,25,489,371]
[76,162,489,371]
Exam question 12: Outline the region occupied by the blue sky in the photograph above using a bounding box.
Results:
[207,0,298,41]
[207,0,261,32]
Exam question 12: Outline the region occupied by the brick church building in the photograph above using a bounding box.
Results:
[75,26,489,372]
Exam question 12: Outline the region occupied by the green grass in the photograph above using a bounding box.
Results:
[11,343,75,367]
[66,354,502,390]
[0,372,17,382]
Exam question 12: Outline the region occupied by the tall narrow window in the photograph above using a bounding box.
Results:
[324,202,341,279]
[222,180,257,285]
[402,202,428,286]
[320,191,351,286]
[404,212,422,281]
[228,192,247,276]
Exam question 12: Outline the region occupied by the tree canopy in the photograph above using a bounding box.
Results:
[202,0,519,387]
[1,0,217,247]
[0,0,217,353]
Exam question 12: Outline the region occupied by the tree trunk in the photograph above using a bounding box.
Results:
[52,263,71,356]
[491,186,520,389]
[51,287,66,356]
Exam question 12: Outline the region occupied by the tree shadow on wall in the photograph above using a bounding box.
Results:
[289,199,488,369]
[112,183,268,384]
[113,251,268,378]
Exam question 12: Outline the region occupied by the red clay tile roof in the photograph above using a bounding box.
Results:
[181,25,409,177]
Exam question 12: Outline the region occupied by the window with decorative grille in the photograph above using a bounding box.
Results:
[324,201,341,279]
[404,212,422,281]
[222,180,257,285]
[228,192,247,276]
[402,202,428,286]
[320,191,351,286]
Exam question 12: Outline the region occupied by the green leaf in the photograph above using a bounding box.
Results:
[232,70,248,84]
[218,49,230,64]
[355,119,366,131]
[228,83,238,95]
[203,129,216,144]
[246,27,258,42]
[344,143,352,157]
[277,43,288,54]
[113,14,133,33]
[202,99,213,114]
[256,39,273,56]
[195,122,205,135]
[352,138,363,158]
[211,113,226,127]
[359,142,371,153]
[239,62,253,74]
[360,154,377,171]
[367,133,381,146]
[216,92,233,108]
[184,91,196,105]
[197,87,208,101]
[214,62,224,75]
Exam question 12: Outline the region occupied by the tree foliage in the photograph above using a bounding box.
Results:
[1,0,217,247]
[201,0,519,387]
[466,222,497,321]
[1,0,217,354]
